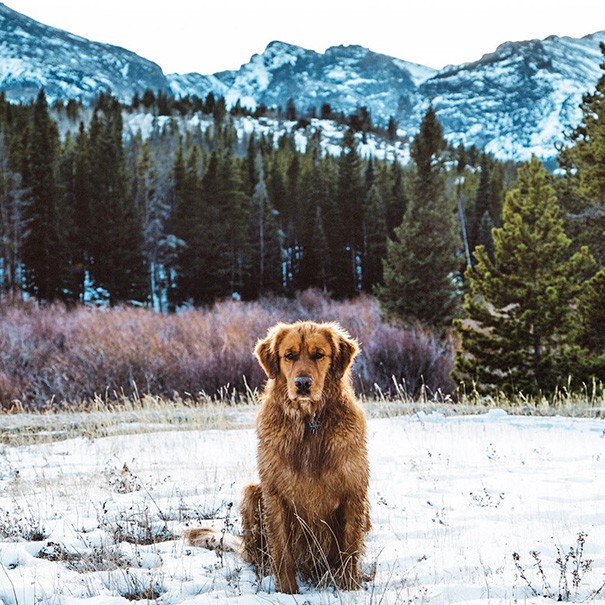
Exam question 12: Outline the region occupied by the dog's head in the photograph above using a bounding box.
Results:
[255,321,359,415]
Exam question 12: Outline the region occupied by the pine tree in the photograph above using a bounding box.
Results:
[295,137,331,292]
[246,159,282,297]
[203,92,216,115]
[212,96,227,123]
[454,158,595,395]
[385,160,407,237]
[310,205,331,291]
[174,148,248,304]
[245,133,258,195]
[55,133,84,302]
[218,152,250,296]
[469,154,492,253]
[201,152,234,303]
[88,95,148,304]
[333,128,364,296]
[376,107,460,326]
[557,42,605,264]
[456,144,467,174]
[362,183,387,290]
[170,145,205,304]
[22,89,74,301]
[477,210,495,261]
[387,116,398,142]
[72,122,92,299]
[0,131,29,302]
[575,267,605,381]
[268,155,287,221]
[172,145,230,305]
[285,98,297,121]
[297,203,331,292]
[286,153,301,236]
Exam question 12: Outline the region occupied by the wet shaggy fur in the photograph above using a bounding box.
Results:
[185,321,371,594]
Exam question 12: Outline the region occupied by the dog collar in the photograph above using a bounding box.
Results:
[306,415,321,435]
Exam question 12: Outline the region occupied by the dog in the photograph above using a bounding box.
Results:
[185,321,371,594]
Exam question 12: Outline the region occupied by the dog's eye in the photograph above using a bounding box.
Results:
[313,352,325,360]
[284,352,295,361]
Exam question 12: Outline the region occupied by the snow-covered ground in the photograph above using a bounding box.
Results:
[0,409,604,604]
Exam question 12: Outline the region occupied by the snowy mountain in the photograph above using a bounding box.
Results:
[0,2,168,102]
[168,41,436,120]
[169,35,605,160]
[419,32,605,159]
[0,2,604,159]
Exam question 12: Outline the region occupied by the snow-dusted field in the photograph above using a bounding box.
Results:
[0,409,604,604]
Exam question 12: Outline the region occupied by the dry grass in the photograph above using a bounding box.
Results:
[0,394,258,446]
[2,385,603,447]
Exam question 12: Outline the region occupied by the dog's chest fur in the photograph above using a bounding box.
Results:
[267,431,341,519]
[260,412,335,476]
[292,422,331,474]
[257,402,363,519]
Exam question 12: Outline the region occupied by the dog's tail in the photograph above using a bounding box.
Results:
[183,527,243,554]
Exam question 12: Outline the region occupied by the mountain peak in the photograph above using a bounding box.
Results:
[326,43,370,53]
[0,2,19,16]
[264,40,306,53]
[0,2,168,102]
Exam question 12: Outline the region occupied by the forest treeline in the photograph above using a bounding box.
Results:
[0,86,514,309]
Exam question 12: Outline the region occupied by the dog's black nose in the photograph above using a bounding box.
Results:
[294,375,313,393]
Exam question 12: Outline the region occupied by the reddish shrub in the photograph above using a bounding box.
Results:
[359,323,455,397]
[0,292,455,409]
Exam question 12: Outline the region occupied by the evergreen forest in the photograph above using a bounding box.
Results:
[0,90,514,308]
[1,44,604,397]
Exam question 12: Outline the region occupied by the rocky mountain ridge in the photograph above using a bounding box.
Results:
[1,2,603,159]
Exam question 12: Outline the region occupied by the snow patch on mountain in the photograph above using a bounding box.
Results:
[393,58,438,86]
[165,32,605,160]
[122,111,410,166]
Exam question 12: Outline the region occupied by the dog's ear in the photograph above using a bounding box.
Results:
[254,325,284,379]
[329,324,359,381]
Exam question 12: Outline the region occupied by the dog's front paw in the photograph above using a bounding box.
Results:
[275,572,299,594]
[335,564,362,591]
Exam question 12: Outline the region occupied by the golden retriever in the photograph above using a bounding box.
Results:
[185,321,371,594]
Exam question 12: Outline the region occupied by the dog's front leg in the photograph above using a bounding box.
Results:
[263,491,298,593]
[338,496,368,590]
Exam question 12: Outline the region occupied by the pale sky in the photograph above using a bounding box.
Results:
[4,0,605,74]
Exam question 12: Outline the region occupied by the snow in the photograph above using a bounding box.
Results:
[121,111,357,167]
[394,60,438,86]
[123,112,193,140]
[0,57,30,80]
[325,66,349,82]
[261,41,304,71]
[1,409,604,604]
